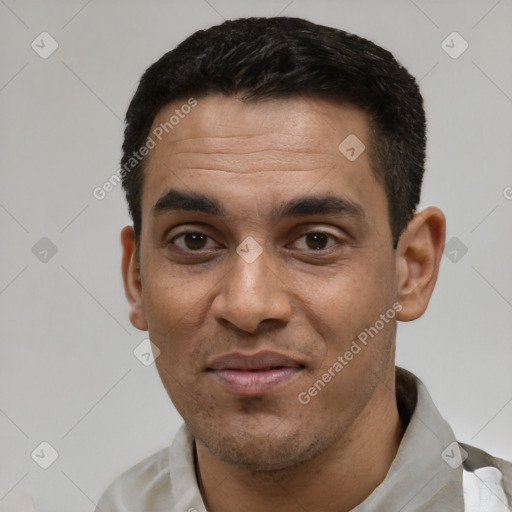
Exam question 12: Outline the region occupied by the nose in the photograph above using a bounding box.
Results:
[211,245,292,334]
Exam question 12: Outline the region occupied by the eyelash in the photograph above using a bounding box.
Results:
[167,231,342,253]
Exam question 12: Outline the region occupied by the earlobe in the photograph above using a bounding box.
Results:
[121,225,148,331]
[395,207,446,322]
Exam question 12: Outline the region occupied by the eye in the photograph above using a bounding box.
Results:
[291,231,341,251]
[168,231,219,251]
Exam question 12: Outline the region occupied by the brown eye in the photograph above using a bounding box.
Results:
[170,232,214,251]
[292,231,340,251]
[184,233,207,250]
[305,233,330,250]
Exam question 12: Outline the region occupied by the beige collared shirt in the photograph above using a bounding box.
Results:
[95,368,510,511]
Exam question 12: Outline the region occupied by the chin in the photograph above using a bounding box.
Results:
[207,435,307,470]
[193,415,332,472]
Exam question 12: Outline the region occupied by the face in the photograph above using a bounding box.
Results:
[127,94,402,470]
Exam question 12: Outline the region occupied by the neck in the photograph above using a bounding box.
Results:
[194,371,404,512]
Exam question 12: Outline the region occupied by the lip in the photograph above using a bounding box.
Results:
[207,351,305,396]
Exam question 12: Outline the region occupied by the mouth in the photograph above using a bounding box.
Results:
[207,351,306,396]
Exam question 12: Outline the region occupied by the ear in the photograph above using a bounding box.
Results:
[395,207,446,322]
[121,225,148,331]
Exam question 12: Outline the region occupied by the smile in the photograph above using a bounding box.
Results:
[207,351,305,396]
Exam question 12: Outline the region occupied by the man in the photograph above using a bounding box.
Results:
[96,16,511,512]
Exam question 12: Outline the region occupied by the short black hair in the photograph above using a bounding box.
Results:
[121,16,426,248]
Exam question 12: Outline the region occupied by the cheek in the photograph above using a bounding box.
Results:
[142,257,209,325]
[140,266,212,367]
[309,253,396,363]
[308,264,387,330]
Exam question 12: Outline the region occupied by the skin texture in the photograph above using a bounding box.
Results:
[121,94,446,512]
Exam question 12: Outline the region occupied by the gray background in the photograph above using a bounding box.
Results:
[1,0,511,510]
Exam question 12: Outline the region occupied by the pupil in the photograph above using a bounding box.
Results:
[307,233,328,250]
[185,233,207,250]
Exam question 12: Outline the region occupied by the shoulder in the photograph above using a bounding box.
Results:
[95,446,171,512]
[460,442,512,511]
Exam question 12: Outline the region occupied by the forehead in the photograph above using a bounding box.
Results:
[141,94,385,222]
[148,94,369,163]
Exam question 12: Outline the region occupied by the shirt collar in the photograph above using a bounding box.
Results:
[352,367,465,511]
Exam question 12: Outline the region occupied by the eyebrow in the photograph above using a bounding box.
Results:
[152,188,365,222]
